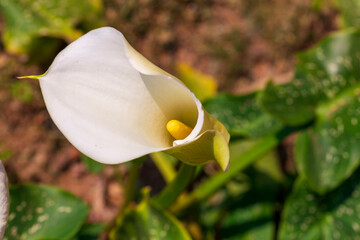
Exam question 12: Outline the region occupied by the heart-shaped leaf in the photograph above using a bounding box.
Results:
[4,184,88,240]
[295,90,360,193]
[204,93,282,138]
[279,171,360,240]
[260,30,360,192]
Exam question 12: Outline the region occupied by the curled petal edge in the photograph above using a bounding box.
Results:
[165,129,229,171]
[166,109,230,171]
[123,33,230,170]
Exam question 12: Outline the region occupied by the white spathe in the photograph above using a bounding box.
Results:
[0,161,9,238]
[39,27,230,170]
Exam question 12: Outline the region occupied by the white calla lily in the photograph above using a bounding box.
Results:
[32,27,230,170]
[0,161,9,238]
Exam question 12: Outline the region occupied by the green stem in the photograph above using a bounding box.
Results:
[123,162,141,208]
[150,152,177,183]
[171,134,283,214]
[107,162,141,232]
[153,163,196,209]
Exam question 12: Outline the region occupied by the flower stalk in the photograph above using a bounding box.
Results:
[154,163,197,209]
[123,162,141,209]
[150,152,177,183]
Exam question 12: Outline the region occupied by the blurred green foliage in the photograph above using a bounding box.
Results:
[334,0,360,28]
[197,141,283,240]
[10,82,34,103]
[0,0,103,60]
[72,224,106,240]
[80,154,105,174]
[176,62,218,102]
[0,142,12,161]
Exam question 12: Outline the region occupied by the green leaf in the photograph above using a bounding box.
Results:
[260,30,360,126]
[0,0,103,55]
[112,194,191,240]
[200,168,279,240]
[4,184,88,240]
[81,154,105,173]
[279,172,360,240]
[220,202,274,240]
[0,143,12,161]
[199,143,282,240]
[72,223,106,240]
[11,82,34,103]
[204,93,283,138]
[312,0,325,10]
[176,62,217,102]
[218,168,280,240]
[260,30,360,192]
[229,139,285,182]
[296,90,360,193]
[150,152,177,183]
[334,0,360,29]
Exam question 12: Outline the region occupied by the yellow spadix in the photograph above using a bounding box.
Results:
[166,120,193,140]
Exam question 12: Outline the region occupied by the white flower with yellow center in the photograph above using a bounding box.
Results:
[27,27,230,170]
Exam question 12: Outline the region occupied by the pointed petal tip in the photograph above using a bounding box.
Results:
[213,131,230,172]
[17,75,41,80]
[217,158,230,172]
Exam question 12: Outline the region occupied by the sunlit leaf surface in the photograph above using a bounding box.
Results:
[0,0,103,55]
[204,93,282,138]
[296,93,360,193]
[261,30,360,125]
[261,30,360,193]
[4,184,88,240]
[280,172,360,240]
